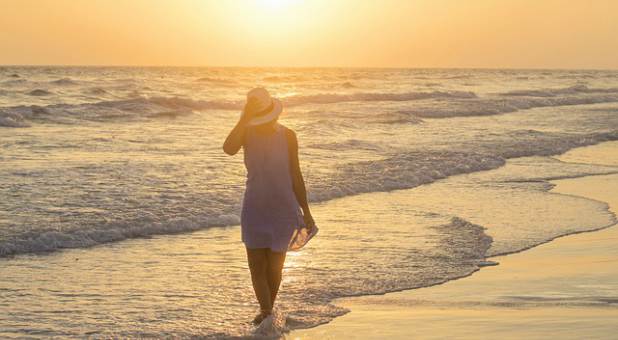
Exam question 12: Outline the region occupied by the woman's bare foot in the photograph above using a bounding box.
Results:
[252,310,272,325]
[252,313,265,325]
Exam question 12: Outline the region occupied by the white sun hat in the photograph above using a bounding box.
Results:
[241,87,283,126]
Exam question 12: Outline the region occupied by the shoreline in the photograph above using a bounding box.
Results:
[291,143,618,339]
[1,142,617,338]
[3,139,618,260]
[4,129,618,259]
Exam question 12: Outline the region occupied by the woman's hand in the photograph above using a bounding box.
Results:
[303,213,316,232]
[223,98,260,155]
[240,97,261,125]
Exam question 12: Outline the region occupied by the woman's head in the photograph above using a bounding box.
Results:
[242,88,283,127]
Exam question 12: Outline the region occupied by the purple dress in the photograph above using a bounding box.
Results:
[241,123,305,252]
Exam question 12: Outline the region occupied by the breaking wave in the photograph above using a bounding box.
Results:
[4,84,618,128]
[2,129,617,257]
[0,110,31,127]
[408,90,618,118]
[0,97,239,126]
[0,91,476,127]
[307,130,618,202]
[0,213,240,258]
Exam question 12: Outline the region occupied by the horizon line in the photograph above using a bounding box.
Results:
[1,64,617,72]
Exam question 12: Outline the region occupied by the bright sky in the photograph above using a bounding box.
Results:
[1,0,617,69]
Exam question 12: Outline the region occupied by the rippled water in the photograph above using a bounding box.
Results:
[2,67,618,256]
[1,67,618,337]
[1,151,616,338]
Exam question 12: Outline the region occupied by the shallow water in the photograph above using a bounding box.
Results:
[292,173,618,340]
[2,68,618,337]
[1,149,617,338]
[2,68,618,256]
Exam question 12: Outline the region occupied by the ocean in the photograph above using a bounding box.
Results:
[1,67,618,338]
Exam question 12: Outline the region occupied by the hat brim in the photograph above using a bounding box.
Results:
[242,98,283,126]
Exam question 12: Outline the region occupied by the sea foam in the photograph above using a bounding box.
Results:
[1,130,617,257]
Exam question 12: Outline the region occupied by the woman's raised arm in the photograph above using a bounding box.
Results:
[223,118,249,155]
[222,99,258,155]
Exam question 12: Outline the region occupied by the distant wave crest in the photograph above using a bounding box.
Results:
[0,97,240,127]
[283,90,477,106]
[3,85,618,127]
[404,85,618,118]
[50,78,78,86]
[195,77,238,86]
[0,91,476,127]
[499,84,618,97]
[28,89,52,96]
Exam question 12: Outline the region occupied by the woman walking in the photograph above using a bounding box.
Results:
[223,88,317,326]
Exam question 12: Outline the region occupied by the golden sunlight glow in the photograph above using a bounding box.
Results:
[259,0,299,11]
[1,0,617,68]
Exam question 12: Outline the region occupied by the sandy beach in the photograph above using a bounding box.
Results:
[3,2,618,338]
[2,139,618,338]
[2,66,618,337]
[291,144,618,339]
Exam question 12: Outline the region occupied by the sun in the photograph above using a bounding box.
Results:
[215,0,318,46]
[260,0,300,12]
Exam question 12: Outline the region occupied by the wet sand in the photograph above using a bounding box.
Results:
[291,144,618,340]
[2,141,617,338]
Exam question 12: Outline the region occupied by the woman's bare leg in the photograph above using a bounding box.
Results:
[246,248,272,319]
[265,249,287,308]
